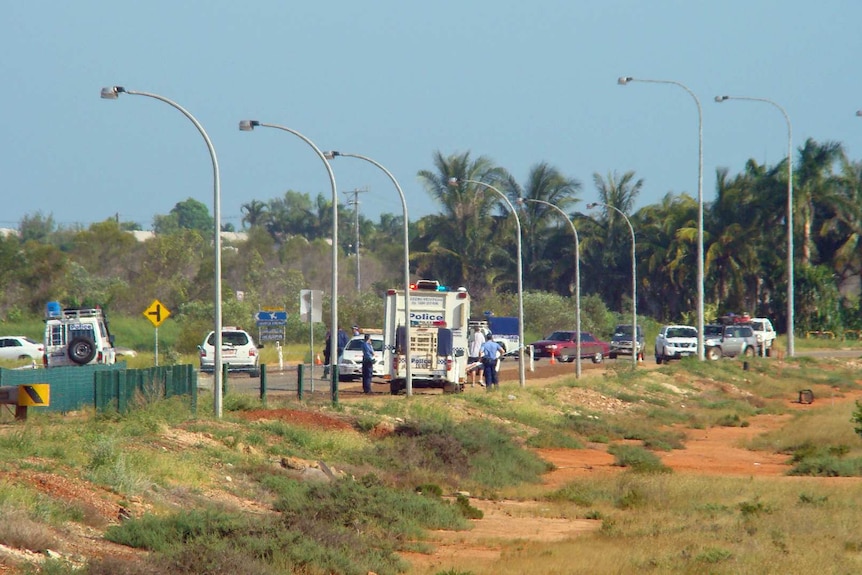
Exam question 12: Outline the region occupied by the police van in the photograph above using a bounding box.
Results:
[43,302,116,368]
[382,280,470,394]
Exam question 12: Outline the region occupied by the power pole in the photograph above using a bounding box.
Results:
[343,187,370,292]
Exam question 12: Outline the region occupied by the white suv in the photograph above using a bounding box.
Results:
[654,325,698,364]
[199,327,260,377]
[44,305,116,368]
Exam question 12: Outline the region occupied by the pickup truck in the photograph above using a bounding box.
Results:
[749,318,776,356]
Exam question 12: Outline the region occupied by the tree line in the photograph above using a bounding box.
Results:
[1,137,859,338]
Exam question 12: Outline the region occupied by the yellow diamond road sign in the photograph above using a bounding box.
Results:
[143,299,171,328]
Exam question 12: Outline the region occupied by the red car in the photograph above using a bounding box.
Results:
[529,331,610,363]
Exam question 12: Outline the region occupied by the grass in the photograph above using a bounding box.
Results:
[2,351,862,574]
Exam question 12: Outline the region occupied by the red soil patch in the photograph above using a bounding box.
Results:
[235,408,355,431]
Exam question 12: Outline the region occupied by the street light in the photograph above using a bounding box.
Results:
[618,76,705,360]
[520,199,583,378]
[238,120,340,403]
[448,178,526,388]
[586,202,638,368]
[100,86,225,417]
[715,95,795,357]
[324,151,413,396]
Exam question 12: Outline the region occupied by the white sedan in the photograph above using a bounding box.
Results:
[338,334,385,382]
[0,336,44,361]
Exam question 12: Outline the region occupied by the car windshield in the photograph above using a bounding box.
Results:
[751,321,766,330]
[346,338,384,351]
[546,332,574,341]
[613,325,641,336]
[667,327,697,338]
[704,325,723,337]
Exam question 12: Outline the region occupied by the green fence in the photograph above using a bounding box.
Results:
[0,363,197,414]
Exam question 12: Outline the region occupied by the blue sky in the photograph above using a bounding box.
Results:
[2,1,860,230]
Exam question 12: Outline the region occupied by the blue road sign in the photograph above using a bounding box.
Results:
[255,311,287,324]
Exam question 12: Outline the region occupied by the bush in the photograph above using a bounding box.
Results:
[607,444,672,474]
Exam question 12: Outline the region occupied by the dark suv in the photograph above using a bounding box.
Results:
[608,325,645,360]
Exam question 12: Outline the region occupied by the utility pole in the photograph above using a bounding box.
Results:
[343,187,370,292]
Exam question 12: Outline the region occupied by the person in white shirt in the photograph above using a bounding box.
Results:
[468,326,485,386]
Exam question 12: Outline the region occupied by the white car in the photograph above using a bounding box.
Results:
[338,334,385,382]
[0,336,44,362]
[199,328,260,377]
[654,325,698,364]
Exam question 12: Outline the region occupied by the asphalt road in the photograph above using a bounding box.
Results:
[196,346,862,400]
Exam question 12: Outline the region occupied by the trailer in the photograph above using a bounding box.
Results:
[383,280,471,394]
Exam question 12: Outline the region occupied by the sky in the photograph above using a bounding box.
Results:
[2,1,861,232]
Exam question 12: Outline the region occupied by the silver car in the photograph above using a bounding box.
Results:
[705,324,758,360]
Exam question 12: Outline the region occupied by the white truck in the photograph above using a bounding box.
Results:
[43,302,116,368]
[382,280,471,394]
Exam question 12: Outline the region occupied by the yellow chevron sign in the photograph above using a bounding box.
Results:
[18,384,49,406]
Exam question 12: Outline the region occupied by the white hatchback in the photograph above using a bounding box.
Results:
[199,328,260,377]
[338,334,385,382]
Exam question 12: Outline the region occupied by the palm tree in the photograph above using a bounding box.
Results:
[500,163,582,293]
[582,171,643,309]
[795,138,844,266]
[240,200,268,229]
[414,151,509,298]
[635,192,698,319]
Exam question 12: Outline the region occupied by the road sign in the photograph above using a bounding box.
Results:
[143,300,171,328]
[300,290,323,323]
[255,310,287,325]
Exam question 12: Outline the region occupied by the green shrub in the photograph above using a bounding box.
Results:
[607,444,672,474]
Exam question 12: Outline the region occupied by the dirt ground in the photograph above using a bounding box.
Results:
[2,356,861,574]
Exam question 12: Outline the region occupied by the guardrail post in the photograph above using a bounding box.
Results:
[296,364,304,400]
[222,363,229,396]
[259,363,267,406]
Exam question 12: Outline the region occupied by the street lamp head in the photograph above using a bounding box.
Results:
[447,177,460,186]
[715,95,730,103]
[100,86,125,100]
[238,120,260,131]
[323,151,341,160]
[617,76,633,85]
[857,110,862,117]
[586,202,599,209]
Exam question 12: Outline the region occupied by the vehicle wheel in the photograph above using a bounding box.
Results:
[67,337,97,365]
[743,346,755,358]
[706,347,721,361]
[765,347,772,357]
[592,352,604,364]
[558,353,572,363]
[389,380,405,395]
[655,349,662,364]
[609,353,617,360]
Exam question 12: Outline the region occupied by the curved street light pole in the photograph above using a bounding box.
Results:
[449,178,525,388]
[100,86,225,417]
[715,95,795,357]
[587,202,638,368]
[618,76,704,360]
[238,120,339,403]
[324,151,413,396]
[521,199,582,378]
